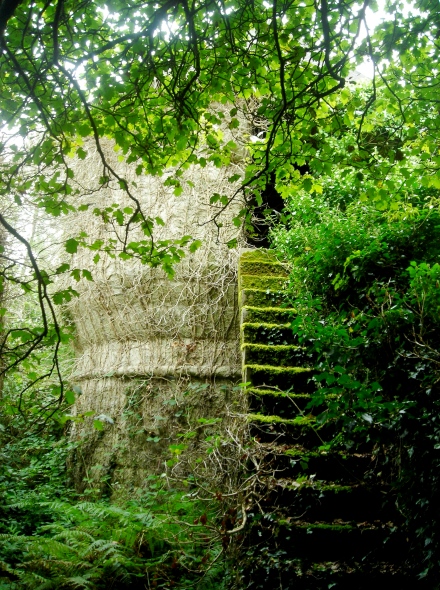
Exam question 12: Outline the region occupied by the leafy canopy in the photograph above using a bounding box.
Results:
[1,0,440,399]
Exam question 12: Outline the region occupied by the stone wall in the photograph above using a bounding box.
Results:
[64,136,247,495]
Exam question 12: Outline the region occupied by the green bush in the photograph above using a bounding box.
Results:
[0,381,229,590]
[0,494,228,590]
[271,187,440,581]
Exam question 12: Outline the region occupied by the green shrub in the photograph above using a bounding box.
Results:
[0,493,228,590]
[0,381,229,590]
[271,186,440,581]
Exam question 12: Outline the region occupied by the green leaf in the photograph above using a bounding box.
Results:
[90,239,104,250]
[302,177,313,192]
[71,269,81,281]
[189,240,202,253]
[228,174,241,183]
[82,269,94,281]
[93,420,104,431]
[76,147,87,160]
[52,287,79,304]
[65,239,79,254]
[55,263,70,274]
[65,390,76,404]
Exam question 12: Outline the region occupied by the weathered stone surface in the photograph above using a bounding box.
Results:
[63,132,248,494]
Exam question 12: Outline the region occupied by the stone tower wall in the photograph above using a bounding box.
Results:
[64,120,248,494]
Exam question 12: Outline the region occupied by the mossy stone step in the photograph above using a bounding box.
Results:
[247,388,313,416]
[246,517,408,562]
[240,248,285,264]
[248,413,333,446]
[243,343,309,368]
[240,288,287,308]
[244,364,315,391]
[248,412,316,428]
[247,387,311,399]
[240,260,289,277]
[240,274,288,291]
[263,483,400,523]
[241,306,296,324]
[238,249,408,590]
[240,558,415,590]
[242,322,296,345]
[250,442,373,482]
[279,571,415,590]
[278,448,376,482]
[248,389,338,418]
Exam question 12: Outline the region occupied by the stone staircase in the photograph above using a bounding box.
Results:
[238,249,415,589]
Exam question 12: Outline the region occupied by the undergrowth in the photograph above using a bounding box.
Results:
[271,185,440,582]
[0,380,231,590]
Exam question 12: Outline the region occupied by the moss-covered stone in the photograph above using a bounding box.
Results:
[240,260,289,277]
[240,274,288,291]
[240,288,287,309]
[249,388,336,417]
[247,387,311,400]
[247,387,314,417]
[247,412,316,427]
[284,447,344,459]
[243,343,305,367]
[241,322,296,345]
[284,481,355,494]
[240,249,281,263]
[242,306,296,324]
[238,252,408,587]
[245,364,315,391]
[287,522,356,532]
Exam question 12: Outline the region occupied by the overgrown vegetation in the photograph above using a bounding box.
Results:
[2,0,440,586]
[0,379,237,589]
[271,175,440,583]
[2,0,440,398]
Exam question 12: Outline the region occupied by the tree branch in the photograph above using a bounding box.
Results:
[0,0,22,37]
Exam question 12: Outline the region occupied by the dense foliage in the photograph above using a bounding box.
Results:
[271,174,440,582]
[1,0,440,587]
[2,0,440,394]
[0,383,232,589]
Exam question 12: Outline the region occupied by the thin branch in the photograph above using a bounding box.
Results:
[52,0,64,65]
[0,0,22,37]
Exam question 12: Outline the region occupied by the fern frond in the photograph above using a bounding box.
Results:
[73,502,112,521]
[18,571,53,589]
[50,528,95,547]
[28,538,76,559]
[0,534,27,544]
[24,557,91,572]
[80,539,121,560]
[39,501,86,521]
[63,575,93,589]
[0,557,20,579]
[33,579,59,590]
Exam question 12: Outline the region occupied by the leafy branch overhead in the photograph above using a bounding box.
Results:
[2,0,437,201]
[1,0,440,401]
